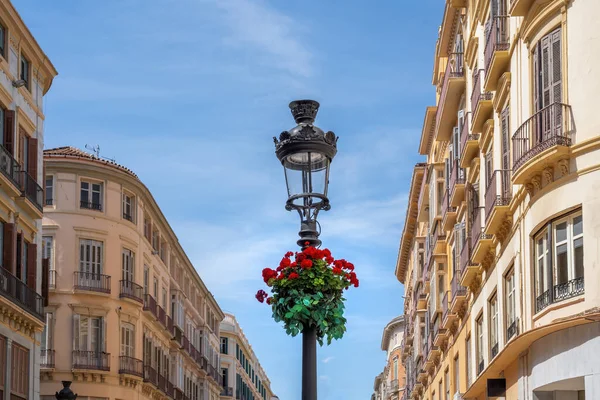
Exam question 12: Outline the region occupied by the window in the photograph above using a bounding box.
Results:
[123,192,135,222]
[11,343,28,399]
[476,315,484,374]
[41,312,54,352]
[163,288,168,309]
[74,315,104,352]
[144,215,151,241]
[0,23,5,58]
[79,239,103,277]
[505,268,517,340]
[0,335,5,396]
[121,323,135,357]
[80,181,103,211]
[533,27,562,112]
[221,337,228,354]
[153,277,159,298]
[143,265,149,295]
[42,236,53,271]
[534,210,584,312]
[152,225,160,251]
[466,336,472,386]
[489,293,498,358]
[20,54,30,91]
[445,368,450,400]
[45,176,53,206]
[122,249,134,282]
[454,355,460,395]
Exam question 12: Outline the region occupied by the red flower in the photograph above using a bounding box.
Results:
[332,267,343,275]
[255,290,268,303]
[280,257,291,268]
[262,268,277,283]
[345,262,355,271]
[285,251,294,258]
[304,241,310,246]
[296,253,306,263]
[323,248,332,258]
[277,273,285,280]
[288,272,299,280]
[290,261,297,268]
[266,297,274,305]
[300,259,313,269]
[325,256,334,264]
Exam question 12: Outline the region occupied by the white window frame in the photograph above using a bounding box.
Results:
[122,191,136,223]
[489,293,498,357]
[45,175,53,206]
[505,268,516,332]
[80,179,104,211]
[476,315,484,373]
[120,322,135,357]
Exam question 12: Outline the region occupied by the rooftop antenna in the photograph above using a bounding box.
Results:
[85,144,117,163]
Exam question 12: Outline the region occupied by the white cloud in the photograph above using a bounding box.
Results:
[322,356,335,364]
[319,375,331,381]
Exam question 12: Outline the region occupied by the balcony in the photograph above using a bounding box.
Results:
[0,266,44,320]
[426,334,440,365]
[119,280,144,303]
[483,16,510,91]
[41,349,55,369]
[72,350,110,371]
[144,364,158,386]
[450,272,468,314]
[16,171,43,215]
[536,277,585,314]
[119,356,143,378]
[221,387,234,397]
[435,52,466,142]
[143,294,158,319]
[172,325,184,347]
[449,159,466,207]
[471,69,493,132]
[441,190,458,231]
[431,221,447,255]
[49,269,56,289]
[123,212,133,222]
[442,289,455,328]
[506,318,519,342]
[478,359,485,375]
[470,207,493,265]
[484,170,512,235]
[509,0,533,17]
[512,103,574,184]
[417,168,430,223]
[73,272,111,294]
[491,342,499,358]
[157,305,167,327]
[0,145,22,197]
[80,200,102,211]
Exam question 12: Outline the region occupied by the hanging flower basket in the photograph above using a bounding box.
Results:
[256,243,358,345]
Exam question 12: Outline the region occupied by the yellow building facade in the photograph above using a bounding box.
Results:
[40,147,224,400]
[0,0,57,399]
[397,0,600,399]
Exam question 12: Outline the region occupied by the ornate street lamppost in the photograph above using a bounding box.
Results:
[56,381,78,400]
[274,100,338,249]
[273,100,338,400]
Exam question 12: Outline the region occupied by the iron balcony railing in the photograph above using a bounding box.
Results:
[478,359,485,375]
[119,356,143,377]
[119,280,143,303]
[485,169,512,222]
[41,349,55,369]
[484,16,510,71]
[459,238,470,277]
[536,277,584,313]
[449,159,465,197]
[80,200,102,211]
[72,350,110,371]
[123,212,133,222]
[506,318,518,341]
[436,52,465,128]
[73,272,111,293]
[471,69,492,115]
[0,266,44,320]
[19,171,43,211]
[491,342,499,358]
[144,364,158,386]
[451,272,467,302]
[157,304,167,327]
[512,103,574,171]
[470,207,484,251]
[143,294,158,318]
[460,114,479,157]
[45,198,53,206]
[0,144,21,188]
[221,387,234,397]
[441,291,449,321]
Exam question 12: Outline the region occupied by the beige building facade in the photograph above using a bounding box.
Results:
[397,0,600,399]
[372,316,406,400]
[0,1,57,399]
[40,147,224,400]
[219,314,276,400]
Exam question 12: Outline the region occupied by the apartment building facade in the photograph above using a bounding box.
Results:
[372,316,406,400]
[219,314,276,400]
[40,147,224,400]
[397,0,600,399]
[0,1,57,399]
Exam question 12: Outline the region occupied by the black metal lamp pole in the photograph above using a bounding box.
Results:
[56,381,77,400]
[274,100,338,400]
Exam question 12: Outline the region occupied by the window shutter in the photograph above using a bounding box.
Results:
[501,107,510,170]
[3,223,14,272]
[73,314,80,350]
[485,151,494,188]
[99,317,105,352]
[541,35,551,110]
[42,258,49,306]
[550,28,562,105]
[3,110,14,155]
[27,242,36,290]
[27,137,37,181]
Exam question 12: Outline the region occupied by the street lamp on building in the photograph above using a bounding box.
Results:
[273,99,338,400]
[55,381,77,400]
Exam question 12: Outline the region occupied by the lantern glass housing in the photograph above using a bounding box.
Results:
[283,150,330,209]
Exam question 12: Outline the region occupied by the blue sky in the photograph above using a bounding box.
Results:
[16,0,443,398]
